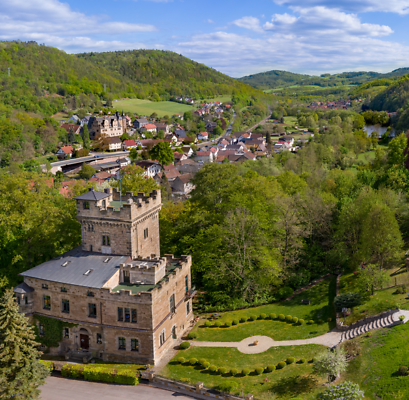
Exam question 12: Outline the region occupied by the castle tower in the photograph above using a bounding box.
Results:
[74,187,161,258]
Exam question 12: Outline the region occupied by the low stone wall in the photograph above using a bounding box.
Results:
[146,372,254,400]
[336,308,399,331]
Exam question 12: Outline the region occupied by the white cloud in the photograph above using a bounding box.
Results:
[273,0,409,15]
[0,0,156,52]
[232,16,264,33]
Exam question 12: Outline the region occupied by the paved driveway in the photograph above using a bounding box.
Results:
[40,376,194,400]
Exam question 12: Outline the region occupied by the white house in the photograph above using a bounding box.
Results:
[197,132,209,141]
[195,151,214,163]
[135,161,161,178]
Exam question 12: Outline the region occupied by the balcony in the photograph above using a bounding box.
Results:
[185,286,197,300]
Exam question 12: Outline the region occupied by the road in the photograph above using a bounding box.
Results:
[40,376,194,400]
[50,151,130,167]
[198,112,236,148]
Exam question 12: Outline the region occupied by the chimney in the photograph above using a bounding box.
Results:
[88,187,94,192]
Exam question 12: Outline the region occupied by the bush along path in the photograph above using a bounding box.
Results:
[188,310,409,353]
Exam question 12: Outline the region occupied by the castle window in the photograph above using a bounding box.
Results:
[132,309,137,323]
[102,235,110,246]
[87,291,94,297]
[159,330,165,347]
[88,303,97,318]
[186,301,190,315]
[25,296,28,305]
[90,245,93,252]
[62,299,70,314]
[131,338,139,352]
[43,295,51,310]
[17,296,20,305]
[61,287,67,293]
[39,324,45,336]
[63,327,69,339]
[144,228,149,239]
[83,201,90,210]
[185,275,189,293]
[96,333,102,344]
[118,307,123,321]
[169,294,175,314]
[124,308,130,322]
[42,284,48,289]
[118,337,126,350]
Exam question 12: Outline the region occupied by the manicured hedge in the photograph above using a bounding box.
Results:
[199,358,207,366]
[286,357,295,364]
[217,381,239,393]
[224,321,232,327]
[187,332,198,340]
[230,368,239,376]
[214,321,222,327]
[292,317,298,324]
[277,361,286,369]
[189,358,198,365]
[298,319,304,325]
[232,319,239,325]
[209,365,218,372]
[178,357,185,363]
[260,313,267,319]
[180,342,190,349]
[255,367,264,375]
[285,315,292,322]
[203,362,210,369]
[266,364,276,372]
[249,315,257,321]
[204,320,212,327]
[218,367,227,374]
[279,314,285,320]
[242,368,250,376]
[240,317,248,323]
[269,313,277,319]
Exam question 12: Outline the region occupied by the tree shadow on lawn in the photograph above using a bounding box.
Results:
[268,375,318,398]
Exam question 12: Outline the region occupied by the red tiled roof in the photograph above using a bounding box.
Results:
[196,151,211,156]
[123,140,137,146]
[60,146,73,154]
[144,124,157,130]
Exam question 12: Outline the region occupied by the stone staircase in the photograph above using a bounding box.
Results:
[340,309,399,343]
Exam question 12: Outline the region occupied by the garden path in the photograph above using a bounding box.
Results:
[188,309,409,354]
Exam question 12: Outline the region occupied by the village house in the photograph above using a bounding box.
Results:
[155,123,170,135]
[181,145,193,158]
[174,152,188,163]
[195,150,213,163]
[88,115,124,140]
[197,132,209,141]
[89,172,114,185]
[171,174,195,195]
[14,188,195,365]
[163,164,180,182]
[135,161,162,178]
[56,146,74,159]
[60,124,82,135]
[140,124,158,135]
[122,140,138,150]
[104,137,122,152]
[133,118,149,130]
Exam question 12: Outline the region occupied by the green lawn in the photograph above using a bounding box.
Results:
[341,322,409,399]
[191,277,336,342]
[161,345,327,400]
[202,95,231,103]
[283,116,297,125]
[338,272,409,325]
[114,99,194,117]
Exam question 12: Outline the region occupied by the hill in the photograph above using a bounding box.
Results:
[238,68,409,94]
[76,49,260,100]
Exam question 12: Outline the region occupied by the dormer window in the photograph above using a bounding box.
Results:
[83,201,90,210]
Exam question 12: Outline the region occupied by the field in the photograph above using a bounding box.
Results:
[190,276,336,342]
[51,111,70,122]
[114,99,194,117]
[341,323,409,399]
[161,345,327,400]
[202,95,231,103]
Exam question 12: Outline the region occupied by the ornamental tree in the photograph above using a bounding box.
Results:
[317,381,364,400]
[0,289,49,399]
[149,142,174,169]
[313,349,348,383]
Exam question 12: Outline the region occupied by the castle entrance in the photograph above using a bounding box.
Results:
[80,333,89,349]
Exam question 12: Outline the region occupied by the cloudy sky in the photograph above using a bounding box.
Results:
[1,0,409,77]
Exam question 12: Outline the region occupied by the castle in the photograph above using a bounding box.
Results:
[13,188,195,364]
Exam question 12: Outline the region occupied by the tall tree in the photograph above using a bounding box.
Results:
[0,289,49,399]
[388,132,407,167]
[82,124,90,150]
[112,164,158,195]
[149,142,174,169]
[358,264,390,295]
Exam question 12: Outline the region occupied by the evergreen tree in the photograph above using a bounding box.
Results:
[0,289,49,399]
[82,124,90,150]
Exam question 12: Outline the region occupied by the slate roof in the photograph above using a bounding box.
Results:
[174,129,187,138]
[20,247,129,288]
[13,282,34,294]
[74,188,111,201]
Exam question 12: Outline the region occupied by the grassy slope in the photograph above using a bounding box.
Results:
[342,323,409,399]
[191,276,336,341]
[114,99,194,117]
[161,345,327,400]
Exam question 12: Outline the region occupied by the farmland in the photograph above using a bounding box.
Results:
[114,99,194,117]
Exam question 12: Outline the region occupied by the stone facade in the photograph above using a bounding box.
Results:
[14,188,195,365]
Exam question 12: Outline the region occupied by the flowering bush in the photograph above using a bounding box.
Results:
[317,381,364,399]
[313,349,348,383]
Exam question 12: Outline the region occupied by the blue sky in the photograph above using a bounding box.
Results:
[1,0,409,77]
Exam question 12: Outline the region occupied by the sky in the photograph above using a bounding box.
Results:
[1,0,409,78]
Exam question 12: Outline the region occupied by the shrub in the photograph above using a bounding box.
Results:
[260,313,267,319]
[232,319,239,325]
[225,321,232,327]
[399,366,408,376]
[285,315,292,322]
[83,367,115,383]
[61,364,84,379]
[203,362,210,369]
[189,358,198,365]
[249,315,257,321]
[217,381,239,393]
[177,357,185,364]
[277,362,286,369]
[204,321,212,327]
[299,358,306,364]
[292,317,298,324]
[334,292,362,312]
[278,286,294,299]
[114,370,139,385]
[399,315,405,321]
[180,342,190,350]
[230,368,239,376]
[269,313,277,320]
[187,332,198,340]
[298,319,304,325]
[255,367,264,375]
[209,365,217,372]
[199,358,207,366]
[214,321,222,327]
[279,314,285,320]
[286,357,295,364]
[39,360,54,371]
[267,365,276,372]
[218,367,227,375]
[242,368,250,376]
[240,316,248,323]
[317,381,364,400]
[308,320,314,325]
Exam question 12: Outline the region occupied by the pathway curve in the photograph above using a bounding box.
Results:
[189,309,409,354]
